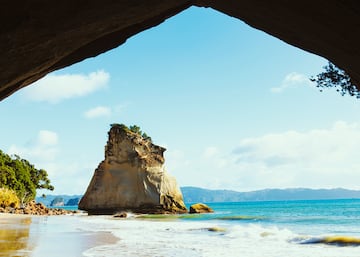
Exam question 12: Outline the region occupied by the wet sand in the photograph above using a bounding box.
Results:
[0,214,118,257]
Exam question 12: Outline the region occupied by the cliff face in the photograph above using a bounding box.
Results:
[78,125,187,214]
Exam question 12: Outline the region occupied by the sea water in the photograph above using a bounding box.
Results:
[79,199,360,257]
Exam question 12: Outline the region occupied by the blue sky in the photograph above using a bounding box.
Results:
[2,7,360,195]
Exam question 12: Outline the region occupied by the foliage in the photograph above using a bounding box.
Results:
[0,150,54,205]
[0,187,20,208]
[110,123,130,132]
[111,123,152,142]
[129,125,153,142]
[310,62,360,98]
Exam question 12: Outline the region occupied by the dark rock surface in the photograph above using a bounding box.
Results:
[1,1,359,101]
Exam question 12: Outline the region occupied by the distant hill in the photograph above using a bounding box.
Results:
[36,187,360,206]
[36,194,83,206]
[180,187,360,203]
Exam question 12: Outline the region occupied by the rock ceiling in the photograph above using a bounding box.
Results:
[1,0,359,100]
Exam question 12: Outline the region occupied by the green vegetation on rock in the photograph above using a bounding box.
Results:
[311,62,360,98]
[0,150,54,206]
[110,123,152,142]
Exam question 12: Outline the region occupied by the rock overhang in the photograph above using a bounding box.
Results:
[1,0,359,100]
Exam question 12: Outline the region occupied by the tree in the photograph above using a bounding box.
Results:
[0,150,54,205]
[141,132,152,142]
[129,125,152,142]
[310,62,360,98]
[129,125,142,135]
[111,123,153,142]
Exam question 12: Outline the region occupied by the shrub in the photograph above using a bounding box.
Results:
[0,187,20,208]
[110,123,153,142]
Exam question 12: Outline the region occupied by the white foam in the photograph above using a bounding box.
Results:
[78,216,360,257]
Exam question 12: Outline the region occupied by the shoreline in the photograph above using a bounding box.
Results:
[0,200,79,216]
[0,213,118,257]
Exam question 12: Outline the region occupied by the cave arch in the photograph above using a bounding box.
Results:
[1,0,359,100]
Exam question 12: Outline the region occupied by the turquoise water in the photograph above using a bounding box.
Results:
[37,199,360,256]
[50,205,79,211]
[184,199,360,236]
[80,199,360,256]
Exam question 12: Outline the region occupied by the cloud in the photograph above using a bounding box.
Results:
[8,130,59,161]
[271,72,312,93]
[165,149,191,171]
[37,130,58,146]
[83,103,128,119]
[22,70,110,103]
[180,121,360,191]
[6,130,97,195]
[230,121,360,189]
[84,106,111,119]
[36,161,96,195]
[203,146,219,158]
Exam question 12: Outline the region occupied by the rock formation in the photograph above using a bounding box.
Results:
[79,124,187,214]
[0,200,75,215]
[189,203,214,214]
[1,1,360,101]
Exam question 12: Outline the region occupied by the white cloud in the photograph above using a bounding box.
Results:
[164,149,192,186]
[8,130,59,161]
[271,72,312,93]
[37,161,96,195]
[202,146,229,168]
[203,146,219,158]
[84,106,111,119]
[83,103,128,119]
[178,121,360,191]
[6,130,97,195]
[230,121,360,190]
[165,149,191,171]
[22,70,110,103]
[37,130,58,146]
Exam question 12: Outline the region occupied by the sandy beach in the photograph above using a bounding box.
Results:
[0,213,118,257]
[2,199,360,257]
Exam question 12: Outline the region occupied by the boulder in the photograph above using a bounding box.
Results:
[0,200,75,215]
[79,124,187,214]
[189,203,214,214]
[113,212,127,218]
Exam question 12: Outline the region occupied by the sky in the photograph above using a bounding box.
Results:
[1,7,360,195]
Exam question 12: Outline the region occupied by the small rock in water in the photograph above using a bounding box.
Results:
[189,203,214,214]
[113,212,127,218]
[208,227,226,232]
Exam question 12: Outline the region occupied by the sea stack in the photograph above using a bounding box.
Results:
[79,124,187,214]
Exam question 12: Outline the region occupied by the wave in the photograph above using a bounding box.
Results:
[135,214,180,220]
[297,235,360,246]
[134,213,267,222]
[80,215,360,257]
[216,215,266,221]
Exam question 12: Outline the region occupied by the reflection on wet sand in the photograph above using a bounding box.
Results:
[0,214,119,257]
[0,215,34,256]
